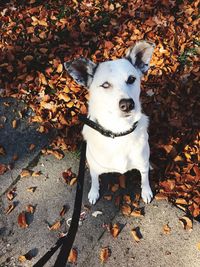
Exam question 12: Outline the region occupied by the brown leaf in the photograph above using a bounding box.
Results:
[26,205,35,214]
[0,145,6,156]
[48,220,61,231]
[179,216,193,231]
[18,250,33,263]
[29,144,35,151]
[155,193,168,201]
[68,248,78,264]
[163,224,171,234]
[130,209,144,217]
[110,223,120,238]
[5,203,16,214]
[27,186,37,192]
[119,175,126,188]
[60,205,68,217]
[175,198,188,205]
[18,211,28,228]
[131,228,142,242]
[0,164,7,175]
[62,168,77,185]
[121,204,131,216]
[100,247,111,263]
[57,64,63,73]
[123,194,131,204]
[18,255,26,263]
[103,195,112,201]
[111,183,119,192]
[6,189,16,201]
[32,171,41,177]
[20,169,32,178]
[12,119,17,129]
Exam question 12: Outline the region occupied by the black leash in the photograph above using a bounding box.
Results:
[33,115,138,266]
[33,141,87,267]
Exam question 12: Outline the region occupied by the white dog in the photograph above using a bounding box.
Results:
[64,40,155,205]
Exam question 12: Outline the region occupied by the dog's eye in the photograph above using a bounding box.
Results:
[101,82,111,89]
[126,75,136,85]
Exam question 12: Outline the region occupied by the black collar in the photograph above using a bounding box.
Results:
[79,114,138,138]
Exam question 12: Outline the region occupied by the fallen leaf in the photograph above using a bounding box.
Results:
[100,247,111,263]
[175,198,188,205]
[121,204,131,216]
[0,145,5,156]
[26,205,35,213]
[32,171,41,177]
[110,223,120,238]
[27,186,37,192]
[0,164,7,175]
[123,194,131,204]
[18,255,26,263]
[62,168,77,185]
[103,195,112,201]
[48,220,61,230]
[6,189,16,201]
[131,227,142,242]
[197,242,200,251]
[163,224,171,234]
[179,216,193,231]
[60,205,68,217]
[68,248,78,264]
[20,169,32,178]
[119,175,126,188]
[18,211,28,228]
[111,183,119,192]
[12,119,18,129]
[155,193,168,201]
[5,203,16,214]
[130,209,144,217]
[29,144,35,151]
[114,195,121,207]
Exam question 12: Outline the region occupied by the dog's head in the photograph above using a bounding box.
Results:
[64,41,154,129]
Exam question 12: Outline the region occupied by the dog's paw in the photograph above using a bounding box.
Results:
[141,185,153,204]
[88,188,99,205]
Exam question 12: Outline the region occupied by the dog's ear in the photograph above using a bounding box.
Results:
[64,58,97,87]
[126,41,155,74]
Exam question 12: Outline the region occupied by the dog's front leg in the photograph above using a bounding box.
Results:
[140,170,153,203]
[88,169,100,204]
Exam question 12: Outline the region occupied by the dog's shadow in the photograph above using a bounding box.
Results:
[99,169,156,211]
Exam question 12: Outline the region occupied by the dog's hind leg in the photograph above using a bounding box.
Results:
[88,169,100,204]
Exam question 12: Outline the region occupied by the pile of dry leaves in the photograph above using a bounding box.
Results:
[0,0,199,219]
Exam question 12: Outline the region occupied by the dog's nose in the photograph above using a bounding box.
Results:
[119,98,135,112]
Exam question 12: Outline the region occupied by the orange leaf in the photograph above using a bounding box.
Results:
[100,247,111,263]
[68,248,78,264]
[110,223,120,238]
[5,203,16,214]
[163,224,171,234]
[131,228,142,242]
[121,204,131,216]
[20,169,32,178]
[179,216,193,231]
[18,211,28,228]
[48,220,62,231]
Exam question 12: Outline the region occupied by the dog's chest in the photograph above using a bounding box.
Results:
[83,126,147,173]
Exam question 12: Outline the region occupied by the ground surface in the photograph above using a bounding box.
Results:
[0,98,199,266]
[0,0,199,266]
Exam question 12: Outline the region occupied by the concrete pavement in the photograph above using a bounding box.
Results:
[0,98,200,267]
